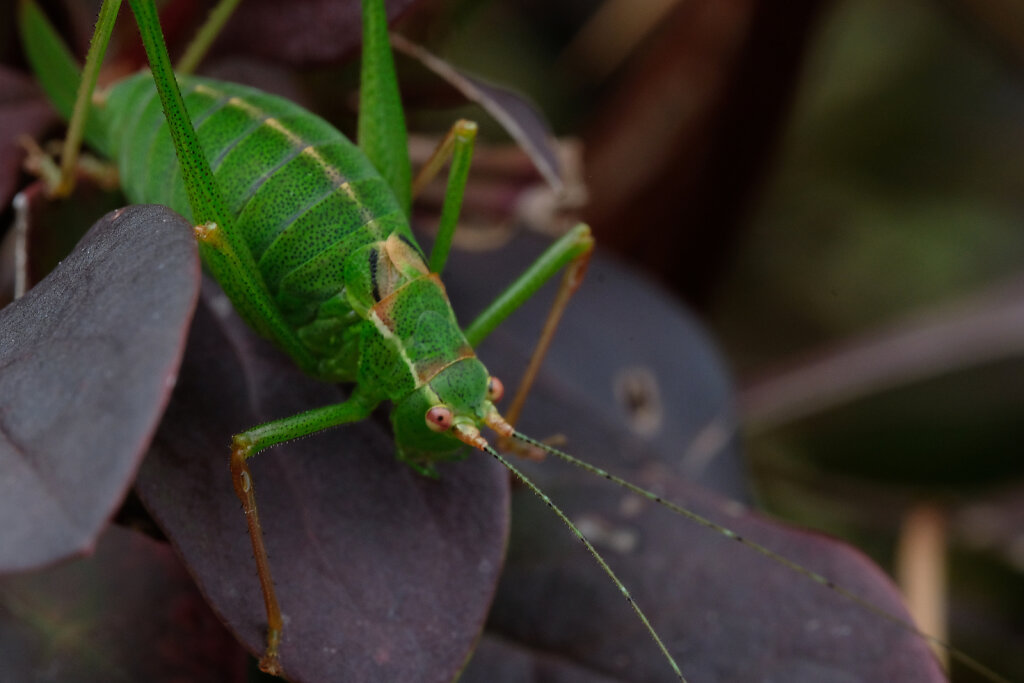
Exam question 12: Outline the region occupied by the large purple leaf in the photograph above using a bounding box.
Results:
[136,284,509,683]
[392,34,565,194]
[0,204,199,572]
[0,525,247,683]
[438,234,946,682]
[470,466,945,682]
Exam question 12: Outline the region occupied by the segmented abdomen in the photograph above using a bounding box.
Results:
[103,73,413,326]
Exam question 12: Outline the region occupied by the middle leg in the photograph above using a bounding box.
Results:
[228,391,378,674]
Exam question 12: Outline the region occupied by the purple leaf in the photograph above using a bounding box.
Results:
[0,204,200,572]
[392,34,565,193]
[0,525,247,683]
[473,468,945,682]
[467,635,624,683]
[136,284,509,683]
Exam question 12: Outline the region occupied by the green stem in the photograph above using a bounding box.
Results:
[55,0,121,196]
[175,0,242,75]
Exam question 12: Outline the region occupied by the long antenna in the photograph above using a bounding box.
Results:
[481,443,686,682]
[511,430,1011,683]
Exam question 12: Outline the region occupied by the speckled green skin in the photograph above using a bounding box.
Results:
[101,74,400,351]
[92,73,491,462]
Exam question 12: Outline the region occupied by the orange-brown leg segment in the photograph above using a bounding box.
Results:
[226,395,377,674]
[230,437,285,675]
[411,118,478,200]
[463,223,594,458]
[503,239,592,446]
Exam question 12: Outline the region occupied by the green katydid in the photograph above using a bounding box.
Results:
[15,0,1011,681]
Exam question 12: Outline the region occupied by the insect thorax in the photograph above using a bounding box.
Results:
[355,234,478,399]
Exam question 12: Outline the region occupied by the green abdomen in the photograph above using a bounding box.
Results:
[102,73,413,327]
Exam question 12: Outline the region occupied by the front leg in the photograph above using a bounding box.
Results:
[228,393,378,674]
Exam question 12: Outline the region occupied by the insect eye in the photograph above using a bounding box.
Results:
[487,376,504,402]
[425,406,453,432]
